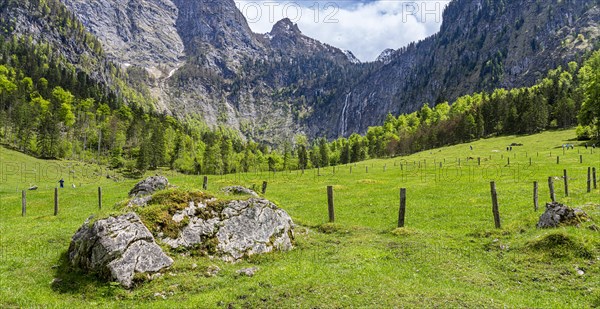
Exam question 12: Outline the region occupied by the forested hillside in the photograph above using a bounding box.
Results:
[1,46,598,175]
[0,0,598,177]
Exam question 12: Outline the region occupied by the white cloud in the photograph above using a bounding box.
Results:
[235,0,450,62]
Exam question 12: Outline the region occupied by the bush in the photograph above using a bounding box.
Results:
[575,125,594,140]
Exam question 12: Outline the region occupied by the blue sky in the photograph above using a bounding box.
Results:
[235,0,451,61]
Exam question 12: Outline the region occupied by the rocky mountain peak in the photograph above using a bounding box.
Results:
[270,18,302,37]
[376,48,396,64]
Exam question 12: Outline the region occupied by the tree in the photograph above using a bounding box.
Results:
[203,143,223,174]
[220,137,233,173]
[297,145,308,169]
[578,50,600,140]
[339,139,350,164]
[318,138,330,167]
[149,123,166,169]
[136,139,150,173]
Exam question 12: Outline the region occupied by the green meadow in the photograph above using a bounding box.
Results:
[1,129,599,308]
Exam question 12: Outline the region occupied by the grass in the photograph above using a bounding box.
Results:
[1,129,599,308]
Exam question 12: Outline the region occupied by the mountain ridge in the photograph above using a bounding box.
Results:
[15,0,600,142]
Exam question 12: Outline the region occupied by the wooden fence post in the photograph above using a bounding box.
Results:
[580,155,583,164]
[203,176,208,190]
[548,177,555,202]
[22,190,26,217]
[588,167,592,193]
[327,186,335,223]
[54,187,59,216]
[98,187,102,210]
[478,157,481,166]
[262,181,268,194]
[529,157,532,166]
[490,181,501,229]
[366,166,368,173]
[593,167,597,189]
[507,157,510,166]
[533,181,539,212]
[398,188,406,228]
[557,156,560,164]
[563,169,569,197]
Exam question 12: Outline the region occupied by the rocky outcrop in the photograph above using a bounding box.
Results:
[537,202,589,228]
[68,213,173,288]
[160,198,294,262]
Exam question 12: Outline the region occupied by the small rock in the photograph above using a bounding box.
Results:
[129,176,169,198]
[221,186,259,197]
[236,267,258,277]
[576,268,585,276]
[205,265,221,277]
[537,202,589,228]
[128,195,153,207]
[51,278,62,284]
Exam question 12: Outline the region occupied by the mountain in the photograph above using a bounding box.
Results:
[6,0,600,142]
[59,0,359,144]
[313,0,600,137]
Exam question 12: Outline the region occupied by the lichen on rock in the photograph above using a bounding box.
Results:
[68,213,173,288]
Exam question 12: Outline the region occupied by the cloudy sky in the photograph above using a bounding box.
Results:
[235,0,451,62]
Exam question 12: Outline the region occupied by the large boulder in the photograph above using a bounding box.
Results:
[129,176,169,197]
[68,213,173,288]
[159,198,294,262]
[537,202,589,228]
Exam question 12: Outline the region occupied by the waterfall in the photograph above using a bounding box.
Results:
[340,92,351,136]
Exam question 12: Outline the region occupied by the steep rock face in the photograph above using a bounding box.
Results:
[59,0,354,143]
[56,0,600,140]
[312,0,600,137]
[60,0,185,78]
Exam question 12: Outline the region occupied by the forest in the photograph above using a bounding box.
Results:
[1,46,599,176]
[0,0,599,176]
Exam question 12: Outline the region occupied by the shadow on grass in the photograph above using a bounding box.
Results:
[51,251,116,296]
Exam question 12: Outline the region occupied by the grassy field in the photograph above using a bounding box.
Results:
[1,129,599,308]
